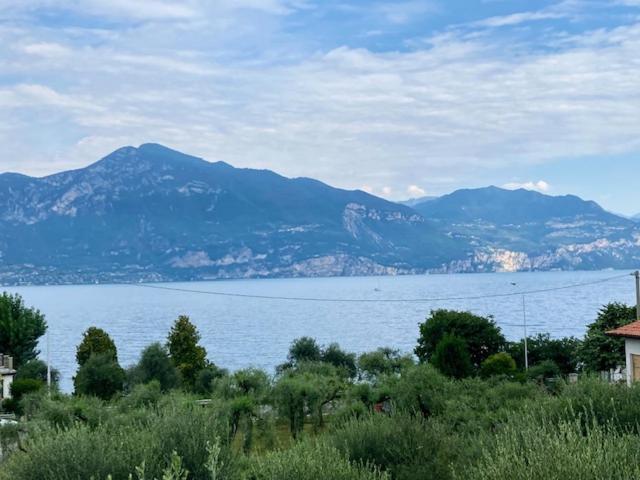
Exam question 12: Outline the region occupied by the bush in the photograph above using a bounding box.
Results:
[6,378,43,413]
[10,378,43,400]
[430,335,473,379]
[194,364,228,395]
[462,414,640,480]
[527,360,561,383]
[15,359,60,386]
[248,441,388,480]
[328,414,465,480]
[480,353,516,378]
[0,396,235,480]
[388,364,451,418]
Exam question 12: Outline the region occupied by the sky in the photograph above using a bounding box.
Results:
[0,0,639,214]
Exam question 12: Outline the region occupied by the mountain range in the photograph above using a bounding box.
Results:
[0,144,638,285]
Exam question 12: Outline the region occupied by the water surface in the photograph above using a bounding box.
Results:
[7,271,636,391]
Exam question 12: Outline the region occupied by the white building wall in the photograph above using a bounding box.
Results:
[1,374,14,399]
[625,338,640,386]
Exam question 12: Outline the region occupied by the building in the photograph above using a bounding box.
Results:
[0,354,16,400]
[606,321,640,386]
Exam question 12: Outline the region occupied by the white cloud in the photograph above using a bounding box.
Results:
[21,42,71,57]
[502,181,551,193]
[473,11,565,28]
[375,1,439,25]
[0,1,639,206]
[407,185,426,197]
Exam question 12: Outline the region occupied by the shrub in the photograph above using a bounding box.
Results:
[388,364,451,417]
[527,360,560,383]
[248,441,389,480]
[480,353,516,378]
[328,414,465,480]
[0,396,235,480]
[15,359,60,386]
[430,334,473,379]
[10,378,43,400]
[462,415,640,480]
[7,378,43,413]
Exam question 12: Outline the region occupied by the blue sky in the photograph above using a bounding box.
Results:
[0,0,639,214]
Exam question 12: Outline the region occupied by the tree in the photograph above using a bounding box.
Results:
[415,309,505,368]
[132,343,178,392]
[430,334,473,379]
[76,327,118,367]
[480,352,517,378]
[507,334,581,374]
[288,337,322,365]
[357,347,414,381]
[578,303,636,372]
[194,364,227,395]
[167,315,208,389]
[321,343,357,379]
[74,352,125,399]
[389,364,450,418]
[15,359,60,386]
[273,374,308,438]
[0,292,47,366]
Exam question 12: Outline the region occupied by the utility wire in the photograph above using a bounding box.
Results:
[133,272,630,304]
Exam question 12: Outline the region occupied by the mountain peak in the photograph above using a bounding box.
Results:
[89,143,213,172]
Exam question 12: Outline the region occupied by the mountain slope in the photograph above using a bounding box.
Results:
[0,144,464,284]
[413,186,640,272]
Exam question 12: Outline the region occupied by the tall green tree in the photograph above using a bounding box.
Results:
[430,334,473,379]
[507,334,581,374]
[131,343,178,392]
[74,352,125,399]
[578,302,636,372]
[76,327,118,367]
[415,309,505,368]
[167,315,208,389]
[0,292,47,366]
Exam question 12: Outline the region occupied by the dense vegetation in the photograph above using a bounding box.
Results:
[1,296,639,479]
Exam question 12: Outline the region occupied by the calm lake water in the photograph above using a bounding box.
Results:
[6,270,637,392]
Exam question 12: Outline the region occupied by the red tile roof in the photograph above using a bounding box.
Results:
[607,321,640,339]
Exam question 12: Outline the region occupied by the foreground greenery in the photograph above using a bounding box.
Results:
[1,295,640,479]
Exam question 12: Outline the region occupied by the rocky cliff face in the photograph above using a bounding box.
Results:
[413,187,640,273]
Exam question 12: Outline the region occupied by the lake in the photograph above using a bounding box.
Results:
[5,270,637,392]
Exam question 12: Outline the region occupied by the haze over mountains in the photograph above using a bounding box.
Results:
[1,144,638,285]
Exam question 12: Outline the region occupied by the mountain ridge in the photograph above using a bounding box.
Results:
[1,144,638,285]
[0,144,464,285]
